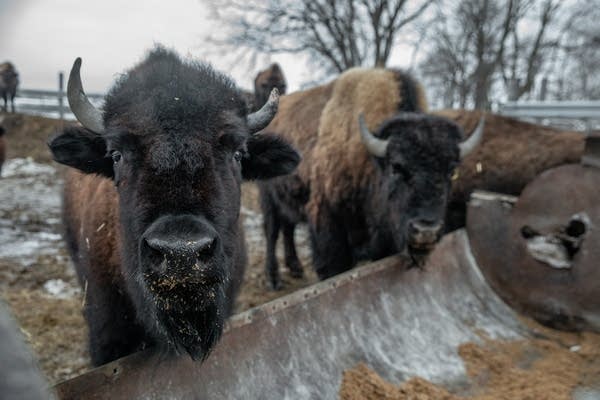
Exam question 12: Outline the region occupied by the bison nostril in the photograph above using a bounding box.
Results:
[410,220,442,234]
[144,236,217,260]
[191,237,217,258]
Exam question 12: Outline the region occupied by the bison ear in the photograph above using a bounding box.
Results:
[48,126,114,178]
[242,133,301,180]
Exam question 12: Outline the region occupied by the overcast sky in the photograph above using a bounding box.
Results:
[0,0,322,93]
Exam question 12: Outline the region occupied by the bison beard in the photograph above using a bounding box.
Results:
[153,287,226,361]
[50,47,299,365]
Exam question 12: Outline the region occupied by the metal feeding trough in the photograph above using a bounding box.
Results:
[56,231,530,400]
[55,137,600,399]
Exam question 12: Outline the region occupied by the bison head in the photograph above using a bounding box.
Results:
[49,48,300,360]
[254,63,287,111]
[359,113,483,258]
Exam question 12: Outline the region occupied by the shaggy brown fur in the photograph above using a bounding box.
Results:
[436,109,585,230]
[62,170,121,288]
[267,81,335,182]
[308,68,427,220]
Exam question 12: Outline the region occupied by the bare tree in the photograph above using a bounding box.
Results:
[420,0,561,109]
[206,0,435,75]
[501,0,560,101]
[550,1,600,100]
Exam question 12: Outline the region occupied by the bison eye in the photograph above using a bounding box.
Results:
[111,151,122,164]
[233,150,243,163]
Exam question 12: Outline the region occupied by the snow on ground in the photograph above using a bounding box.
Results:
[0,158,78,298]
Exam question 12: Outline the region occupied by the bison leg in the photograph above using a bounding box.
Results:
[10,94,15,113]
[309,209,353,280]
[282,220,303,278]
[261,193,283,290]
[83,279,147,366]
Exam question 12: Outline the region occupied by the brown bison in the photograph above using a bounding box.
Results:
[48,47,300,365]
[0,62,18,113]
[259,68,483,289]
[254,63,287,111]
[435,110,585,231]
[241,63,288,113]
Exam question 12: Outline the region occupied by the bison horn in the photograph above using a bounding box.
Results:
[247,88,279,134]
[358,113,388,158]
[459,116,485,159]
[67,58,105,134]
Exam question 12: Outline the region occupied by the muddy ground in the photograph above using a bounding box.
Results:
[0,114,317,383]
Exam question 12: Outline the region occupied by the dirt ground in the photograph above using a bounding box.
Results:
[0,113,317,384]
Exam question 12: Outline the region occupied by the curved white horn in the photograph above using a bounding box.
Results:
[459,116,485,159]
[67,58,105,133]
[358,113,388,157]
[247,88,279,133]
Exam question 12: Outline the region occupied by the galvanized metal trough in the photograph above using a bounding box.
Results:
[56,229,530,399]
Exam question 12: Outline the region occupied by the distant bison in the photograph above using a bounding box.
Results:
[49,47,300,365]
[241,63,288,113]
[254,63,286,111]
[435,110,585,231]
[259,68,483,288]
[0,62,18,113]
[0,115,5,174]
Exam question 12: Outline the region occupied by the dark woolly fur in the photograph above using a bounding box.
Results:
[0,62,18,113]
[49,46,299,365]
[394,71,423,113]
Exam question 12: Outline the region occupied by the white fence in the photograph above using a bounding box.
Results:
[499,101,600,133]
[13,72,104,120]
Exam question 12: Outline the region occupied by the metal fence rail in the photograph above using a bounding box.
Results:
[13,72,105,120]
[499,101,600,133]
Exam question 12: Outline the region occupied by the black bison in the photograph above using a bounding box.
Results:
[48,47,300,366]
[435,110,585,231]
[0,115,5,174]
[259,68,483,289]
[0,62,18,113]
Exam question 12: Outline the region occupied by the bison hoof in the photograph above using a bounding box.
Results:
[267,273,283,291]
[289,267,304,279]
[286,260,304,279]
